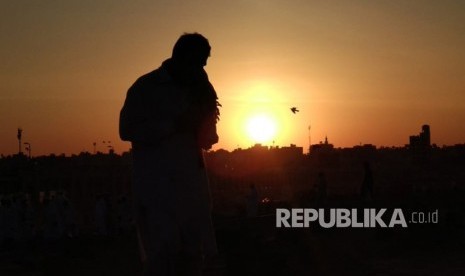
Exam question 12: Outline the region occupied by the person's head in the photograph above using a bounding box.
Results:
[172,33,211,68]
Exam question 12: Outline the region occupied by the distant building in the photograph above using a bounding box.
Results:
[409,125,431,150]
[309,136,338,167]
[272,144,304,162]
[310,136,334,153]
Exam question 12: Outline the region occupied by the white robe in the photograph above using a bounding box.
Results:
[120,65,217,274]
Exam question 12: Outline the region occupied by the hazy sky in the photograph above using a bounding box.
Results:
[1,0,465,156]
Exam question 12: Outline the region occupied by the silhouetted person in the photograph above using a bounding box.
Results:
[316,172,327,203]
[43,196,60,241]
[116,195,132,236]
[120,33,220,276]
[361,161,374,201]
[95,194,108,236]
[0,198,15,246]
[63,199,77,238]
[20,195,36,241]
[246,184,259,217]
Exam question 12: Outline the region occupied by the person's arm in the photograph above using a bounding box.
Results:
[119,81,176,144]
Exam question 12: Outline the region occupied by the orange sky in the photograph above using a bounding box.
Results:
[1,1,465,156]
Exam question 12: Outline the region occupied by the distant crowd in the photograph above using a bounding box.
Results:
[0,191,134,248]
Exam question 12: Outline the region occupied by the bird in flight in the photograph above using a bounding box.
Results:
[290,107,299,114]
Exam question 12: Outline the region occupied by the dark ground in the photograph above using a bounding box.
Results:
[1,213,465,276]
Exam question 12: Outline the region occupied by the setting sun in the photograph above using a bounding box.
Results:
[246,114,277,144]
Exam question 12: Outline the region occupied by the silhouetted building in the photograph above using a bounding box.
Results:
[309,136,334,153]
[309,137,338,167]
[409,125,431,150]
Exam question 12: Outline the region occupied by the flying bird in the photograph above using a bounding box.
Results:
[290,107,299,114]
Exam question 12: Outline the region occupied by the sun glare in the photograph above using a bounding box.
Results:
[246,114,277,144]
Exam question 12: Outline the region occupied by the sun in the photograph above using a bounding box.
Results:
[246,114,277,144]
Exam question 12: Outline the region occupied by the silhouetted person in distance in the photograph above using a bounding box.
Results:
[316,172,327,205]
[95,194,108,236]
[119,33,220,276]
[246,184,259,217]
[361,161,374,201]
